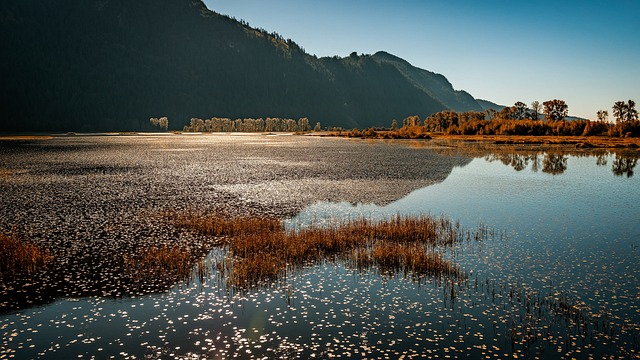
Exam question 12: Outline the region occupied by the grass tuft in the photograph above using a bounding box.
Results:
[123,245,193,285]
[0,232,52,280]
[166,209,282,238]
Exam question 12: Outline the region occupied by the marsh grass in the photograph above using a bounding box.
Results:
[123,245,194,285]
[166,209,282,238]
[370,243,460,278]
[0,232,52,281]
[167,212,471,287]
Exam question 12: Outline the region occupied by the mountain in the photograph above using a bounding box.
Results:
[371,52,484,113]
[0,0,492,132]
[476,99,506,112]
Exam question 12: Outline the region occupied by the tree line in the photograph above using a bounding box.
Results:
[419,99,639,137]
[181,117,321,133]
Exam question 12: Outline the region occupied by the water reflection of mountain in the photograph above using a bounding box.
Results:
[205,140,474,216]
[431,141,639,177]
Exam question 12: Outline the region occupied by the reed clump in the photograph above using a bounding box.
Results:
[372,243,461,278]
[166,209,282,238]
[123,245,193,285]
[171,212,472,287]
[0,232,52,280]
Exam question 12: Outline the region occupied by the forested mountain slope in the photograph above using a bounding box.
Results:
[1,0,490,132]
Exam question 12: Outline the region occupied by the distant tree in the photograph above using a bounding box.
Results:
[543,99,568,121]
[626,100,639,122]
[314,122,322,131]
[611,100,637,123]
[485,109,497,121]
[391,119,398,131]
[424,111,459,132]
[159,117,168,130]
[514,101,527,120]
[403,115,421,127]
[497,106,517,120]
[297,117,310,132]
[459,111,485,122]
[150,117,168,131]
[613,101,627,123]
[596,110,609,123]
[529,101,541,120]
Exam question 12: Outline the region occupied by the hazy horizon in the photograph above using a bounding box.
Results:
[206,0,640,120]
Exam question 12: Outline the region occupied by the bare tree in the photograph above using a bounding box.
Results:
[626,100,638,122]
[612,100,638,123]
[529,101,541,120]
[596,110,608,123]
[485,109,497,121]
[543,99,568,122]
[613,101,626,123]
[514,101,527,120]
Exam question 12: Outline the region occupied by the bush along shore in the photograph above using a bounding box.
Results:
[328,106,640,148]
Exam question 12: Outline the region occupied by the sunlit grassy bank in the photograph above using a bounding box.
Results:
[329,126,640,148]
[166,211,471,287]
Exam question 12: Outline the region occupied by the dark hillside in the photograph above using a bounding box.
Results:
[476,99,506,111]
[371,51,484,112]
[1,0,488,132]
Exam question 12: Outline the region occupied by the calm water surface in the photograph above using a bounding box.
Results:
[2,145,639,359]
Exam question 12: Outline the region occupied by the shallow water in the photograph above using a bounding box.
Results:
[1,135,639,358]
[289,154,640,355]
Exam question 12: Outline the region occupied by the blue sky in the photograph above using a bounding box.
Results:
[204,0,639,120]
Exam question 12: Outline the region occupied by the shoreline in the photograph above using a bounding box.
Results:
[319,130,640,149]
[2,131,640,151]
[430,133,640,148]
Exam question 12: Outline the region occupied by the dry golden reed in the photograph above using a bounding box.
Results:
[169,212,470,287]
[123,245,193,284]
[0,232,52,279]
[166,209,282,238]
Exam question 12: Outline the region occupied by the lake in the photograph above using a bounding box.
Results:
[1,134,638,358]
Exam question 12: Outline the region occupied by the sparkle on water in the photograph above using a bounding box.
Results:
[1,138,639,359]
